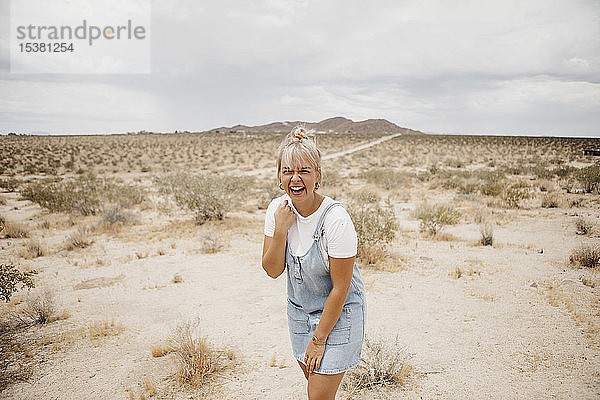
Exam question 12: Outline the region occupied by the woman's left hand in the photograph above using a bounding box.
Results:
[304,340,325,373]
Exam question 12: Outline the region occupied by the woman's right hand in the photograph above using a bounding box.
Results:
[274,200,296,234]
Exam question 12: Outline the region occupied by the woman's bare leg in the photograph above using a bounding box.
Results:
[297,360,345,399]
[308,371,345,400]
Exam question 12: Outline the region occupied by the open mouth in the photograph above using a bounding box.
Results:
[289,186,305,195]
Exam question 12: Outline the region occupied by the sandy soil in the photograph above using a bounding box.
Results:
[1,139,599,399]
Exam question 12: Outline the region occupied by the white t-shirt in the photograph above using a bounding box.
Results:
[264,194,357,263]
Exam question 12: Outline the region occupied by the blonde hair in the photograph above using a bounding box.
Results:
[276,126,322,179]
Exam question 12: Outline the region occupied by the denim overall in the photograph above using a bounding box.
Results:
[285,202,366,374]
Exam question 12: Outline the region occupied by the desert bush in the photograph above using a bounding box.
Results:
[170,319,236,386]
[347,196,397,265]
[479,179,505,197]
[541,192,561,208]
[569,244,600,268]
[21,173,145,215]
[23,238,46,258]
[100,205,140,228]
[412,202,460,236]
[0,214,5,230]
[0,178,20,192]
[199,228,228,253]
[0,264,37,302]
[575,217,596,235]
[322,169,344,188]
[501,181,532,208]
[0,197,6,206]
[358,168,411,190]
[344,335,411,392]
[479,223,494,246]
[66,226,93,250]
[157,173,244,225]
[23,287,55,324]
[1,221,30,238]
[256,180,281,210]
[575,164,600,193]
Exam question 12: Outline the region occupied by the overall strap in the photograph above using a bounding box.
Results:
[312,202,343,241]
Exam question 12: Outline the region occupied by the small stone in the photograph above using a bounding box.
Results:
[538,249,544,254]
[530,282,538,288]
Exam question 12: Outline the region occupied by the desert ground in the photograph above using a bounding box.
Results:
[1,132,599,399]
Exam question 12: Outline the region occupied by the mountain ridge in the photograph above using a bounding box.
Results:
[210,117,424,135]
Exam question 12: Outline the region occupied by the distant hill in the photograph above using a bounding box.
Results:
[210,117,425,135]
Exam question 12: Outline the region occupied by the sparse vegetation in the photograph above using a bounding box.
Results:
[170,319,237,387]
[199,228,228,253]
[22,238,46,258]
[570,244,600,268]
[0,263,37,303]
[541,192,561,208]
[1,221,30,238]
[66,226,93,250]
[575,216,596,235]
[575,163,600,193]
[344,335,412,392]
[157,173,244,225]
[412,202,460,236]
[347,192,398,266]
[479,223,494,246]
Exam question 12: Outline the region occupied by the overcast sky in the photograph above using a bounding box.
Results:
[1,0,599,136]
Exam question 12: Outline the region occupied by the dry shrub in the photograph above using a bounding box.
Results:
[344,335,412,392]
[22,238,46,259]
[347,192,397,267]
[99,205,140,229]
[156,173,244,225]
[412,202,460,236]
[575,163,600,193]
[170,319,237,387]
[152,342,174,357]
[66,226,93,250]
[200,228,229,254]
[479,223,494,246]
[570,244,600,268]
[501,181,531,208]
[21,173,145,215]
[0,214,5,230]
[575,217,596,236]
[256,180,281,210]
[2,221,30,238]
[0,197,6,206]
[88,319,124,338]
[358,168,411,190]
[22,287,56,325]
[541,192,561,208]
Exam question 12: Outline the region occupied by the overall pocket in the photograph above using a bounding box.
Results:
[326,305,351,345]
[287,299,309,334]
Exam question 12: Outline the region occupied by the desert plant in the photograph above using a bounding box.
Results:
[347,196,397,265]
[199,228,228,254]
[344,335,411,392]
[570,244,600,268]
[541,192,561,208]
[0,264,37,302]
[575,163,600,193]
[412,202,460,236]
[0,197,6,206]
[100,205,140,227]
[479,223,494,246]
[0,214,5,230]
[0,178,20,192]
[575,217,596,236]
[1,221,30,238]
[501,181,532,208]
[358,168,410,190]
[66,226,93,250]
[23,287,55,324]
[23,238,46,258]
[157,173,244,225]
[170,319,236,386]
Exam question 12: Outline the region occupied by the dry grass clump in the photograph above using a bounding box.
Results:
[540,192,561,208]
[479,222,494,246]
[0,197,6,206]
[570,244,600,268]
[501,181,532,208]
[575,216,596,236]
[98,205,140,232]
[344,335,412,393]
[575,163,600,193]
[358,168,412,190]
[152,341,175,358]
[1,221,30,238]
[347,192,398,267]
[88,319,125,339]
[412,202,460,236]
[66,226,93,250]
[0,214,5,230]
[22,238,47,259]
[156,173,244,225]
[199,228,229,254]
[169,319,237,387]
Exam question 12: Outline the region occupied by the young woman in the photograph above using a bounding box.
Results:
[261,126,366,399]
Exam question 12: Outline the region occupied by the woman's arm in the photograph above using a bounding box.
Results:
[304,255,355,372]
[261,200,296,279]
[314,256,355,341]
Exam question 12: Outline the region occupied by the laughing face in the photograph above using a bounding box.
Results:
[279,156,321,205]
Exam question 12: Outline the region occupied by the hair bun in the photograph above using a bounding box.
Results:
[290,126,307,140]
